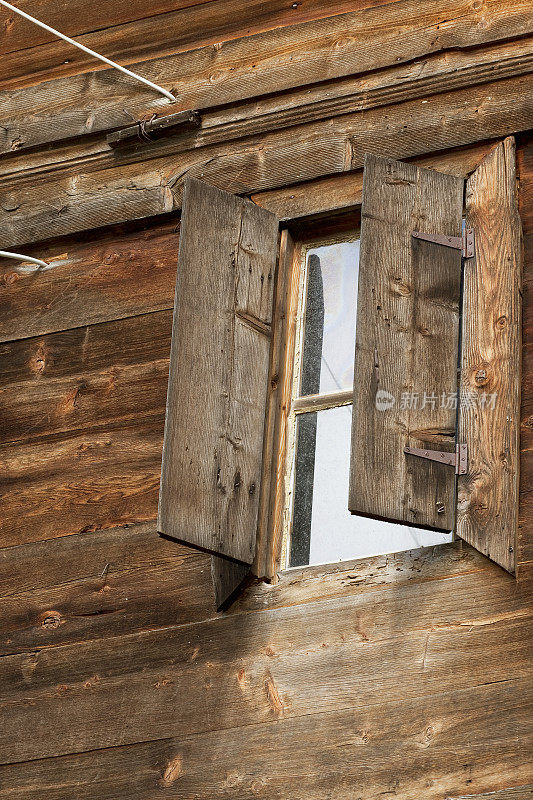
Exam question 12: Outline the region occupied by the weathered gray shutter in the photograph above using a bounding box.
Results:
[158,178,279,605]
[349,154,464,530]
[457,138,522,574]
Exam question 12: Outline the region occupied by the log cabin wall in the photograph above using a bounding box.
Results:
[0,1,531,796]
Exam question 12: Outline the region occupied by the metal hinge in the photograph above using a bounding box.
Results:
[107,110,201,148]
[412,222,474,258]
[404,443,468,475]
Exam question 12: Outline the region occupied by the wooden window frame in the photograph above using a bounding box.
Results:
[253,211,364,579]
[253,140,523,581]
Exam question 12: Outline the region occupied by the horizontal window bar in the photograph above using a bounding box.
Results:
[293,388,353,415]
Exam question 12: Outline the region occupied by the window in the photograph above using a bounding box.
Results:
[158,138,522,609]
[283,237,453,569]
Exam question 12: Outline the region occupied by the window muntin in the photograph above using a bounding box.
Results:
[284,235,453,569]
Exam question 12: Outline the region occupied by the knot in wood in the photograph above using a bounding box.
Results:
[40,611,62,629]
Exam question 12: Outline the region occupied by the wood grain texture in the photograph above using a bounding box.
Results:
[457,138,523,573]
[210,555,249,611]
[6,37,532,184]
[253,142,496,222]
[158,179,278,564]
[0,677,530,799]
[2,74,531,249]
[253,230,301,579]
[349,154,463,529]
[0,551,530,764]
[0,310,172,445]
[0,535,493,656]
[517,136,533,568]
[0,0,396,89]
[0,0,214,54]
[0,418,164,547]
[3,31,532,156]
[448,787,533,799]
[0,216,179,343]
[0,144,497,347]
[0,522,214,656]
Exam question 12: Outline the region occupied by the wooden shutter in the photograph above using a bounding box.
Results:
[158,178,279,597]
[457,137,522,574]
[349,154,464,530]
[211,556,250,611]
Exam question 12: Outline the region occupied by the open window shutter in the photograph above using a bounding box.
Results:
[158,178,279,606]
[211,556,250,611]
[349,154,464,530]
[457,138,522,574]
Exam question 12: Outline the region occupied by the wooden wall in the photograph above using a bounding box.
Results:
[0,1,531,797]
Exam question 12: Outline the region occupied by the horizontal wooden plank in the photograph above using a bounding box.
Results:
[0,560,529,763]
[5,37,531,182]
[252,141,495,220]
[0,216,178,343]
[2,26,531,156]
[0,678,529,799]
[0,523,214,656]
[2,75,532,248]
[0,418,163,548]
[0,537,494,655]
[0,144,491,344]
[0,310,172,444]
[242,541,500,613]
[448,787,533,799]
[0,0,213,54]
[0,0,389,88]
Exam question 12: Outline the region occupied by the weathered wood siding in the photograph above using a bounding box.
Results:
[0,2,531,797]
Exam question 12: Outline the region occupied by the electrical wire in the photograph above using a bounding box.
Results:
[0,250,50,269]
[0,0,176,102]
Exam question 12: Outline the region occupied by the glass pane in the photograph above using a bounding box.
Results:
[289,406,452,567]
[300,240,360,396]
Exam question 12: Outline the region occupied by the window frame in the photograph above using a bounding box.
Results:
[284,230,361,570]
[254,209,373,579]
[253,140,523,580]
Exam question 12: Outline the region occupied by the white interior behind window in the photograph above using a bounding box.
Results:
[284,235,453,568]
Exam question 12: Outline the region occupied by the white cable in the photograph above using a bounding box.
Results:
[0,0,176,102]
[0,250,50,269]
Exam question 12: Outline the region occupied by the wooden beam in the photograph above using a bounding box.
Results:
[1,75,531,248]
[0,418,164,548]
[0,533,494,656]
[0,561,529,763]
[0,310,172,445]
[0,678,529,798]
[0,522,213,656]
[253,230,301,579]
[0,27,531,156]
[0,217,179,344]
[0,0,393,89]
[0,143,497,345]
[252,142,496,220]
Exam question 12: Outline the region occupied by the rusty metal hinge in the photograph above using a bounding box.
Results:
[404,443,468,475]
[107,110,200,148]
[412,222,474,259]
